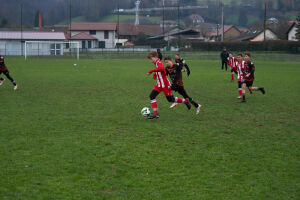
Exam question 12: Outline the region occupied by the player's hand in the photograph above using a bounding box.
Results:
[246,74,250,77]
[147,72,151,75]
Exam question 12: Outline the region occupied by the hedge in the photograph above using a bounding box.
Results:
[190,41,300,53]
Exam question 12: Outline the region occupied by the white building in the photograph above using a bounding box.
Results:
[287,22,299,41]
[250,29,279,41]
[0,31,66,56]
[70,22,117,49]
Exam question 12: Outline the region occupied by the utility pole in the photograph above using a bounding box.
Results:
[221,3,224,42]
[162,0,165,39]
[177,0,181,51]
[69,0,72,51]
[117,0,120,45]
[20,4,23,56]
[217,24,219,42]
[263,2,267,42]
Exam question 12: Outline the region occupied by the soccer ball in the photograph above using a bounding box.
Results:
[141,107,151,117]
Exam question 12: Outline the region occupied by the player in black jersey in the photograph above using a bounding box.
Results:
[175,54,190,76]
[164,56,201,115]
[0,55,18,90]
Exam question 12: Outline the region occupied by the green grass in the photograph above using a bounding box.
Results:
[0,57,299,199]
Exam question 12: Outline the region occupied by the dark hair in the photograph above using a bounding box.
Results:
[244,52,251,57]
[164,56,172,61]
[147,50,158,59]
[237,53,243,57]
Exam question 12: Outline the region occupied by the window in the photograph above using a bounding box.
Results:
[82,41,86,49]
[99,41,105,48]
[88,41,92,49]
[104,31,109,39]
[89,30,96,35]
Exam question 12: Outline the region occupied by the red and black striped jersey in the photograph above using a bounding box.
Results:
[0,55,7,71]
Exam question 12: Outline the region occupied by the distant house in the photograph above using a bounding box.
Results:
[189,14,205,25]
[207,25,241,41]
[159,20,177,28]
[0,31,66,56]
[231,28,279,42]
[287,22,299,41]
[148,28,204,42]
[70,22,117,48]
[118,23,165,42]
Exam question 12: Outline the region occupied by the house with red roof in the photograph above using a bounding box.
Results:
[207,25,241,41]
[70,22,117,49]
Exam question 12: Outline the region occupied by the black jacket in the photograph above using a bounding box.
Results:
[220,51,229,62]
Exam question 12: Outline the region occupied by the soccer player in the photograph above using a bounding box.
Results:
[220,47,229,71]
[174,54,190,76]
[240,52,265,103]
[164,56,202,115]
[0,54,18,90]
[227,53,238,82]
[147,51,191,119]
[233,54,245,99]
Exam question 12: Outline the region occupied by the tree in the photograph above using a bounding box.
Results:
[34,10,39,27]
[296,15,300,40]
[0,18,8,28]
[238,10,248,26]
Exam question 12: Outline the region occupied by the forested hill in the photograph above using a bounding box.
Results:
[0,0,298,27]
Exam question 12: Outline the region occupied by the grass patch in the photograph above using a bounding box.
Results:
[0,57,299,199]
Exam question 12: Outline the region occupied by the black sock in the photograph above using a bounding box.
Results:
[0,78,3,81]
[242,95,246,101]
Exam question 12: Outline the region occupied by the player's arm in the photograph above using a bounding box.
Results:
[183,64,190,76]
[246,63,255,77]
[227,58,231,66]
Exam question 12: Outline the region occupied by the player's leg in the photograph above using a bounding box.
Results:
[230,69,234,82]
[178,86,201,114]
[225,62,228,71]
[148,88,160,119]
[248,85,265,94]
[164,87,191,110]
[237,81,242,99]
[170,84,179,108]
[241,82,246,102]
[221,61,225,71]
[3,70,17,90]
[0,71,4,85]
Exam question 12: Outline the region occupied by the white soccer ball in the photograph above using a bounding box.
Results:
[141,107,151,117]
[73,63,77,66]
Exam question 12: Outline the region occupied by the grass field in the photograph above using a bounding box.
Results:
[0,57,299,199]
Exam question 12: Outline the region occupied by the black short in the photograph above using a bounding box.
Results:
[241,81,253,87]
[238,81,242,88]
[0,70,9,75]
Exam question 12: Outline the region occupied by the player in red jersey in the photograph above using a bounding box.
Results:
[147,51,191,119]
[233,54,245,99]
[240,52,265,103]
[0,55,18,90]
[227,53,238,82]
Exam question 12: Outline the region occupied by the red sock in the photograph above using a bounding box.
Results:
[238,89,242,96]
[175,97,187,104]
[231,74,234,80]
[151,99,158,114]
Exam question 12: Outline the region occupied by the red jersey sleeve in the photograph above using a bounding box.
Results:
[227,58,231,66]
[148,61,165,74]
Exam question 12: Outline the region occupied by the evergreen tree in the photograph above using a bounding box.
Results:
[238,10,248,26]
[34,11,39,27]
[296,15,300,40]
[0,18,8,28]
